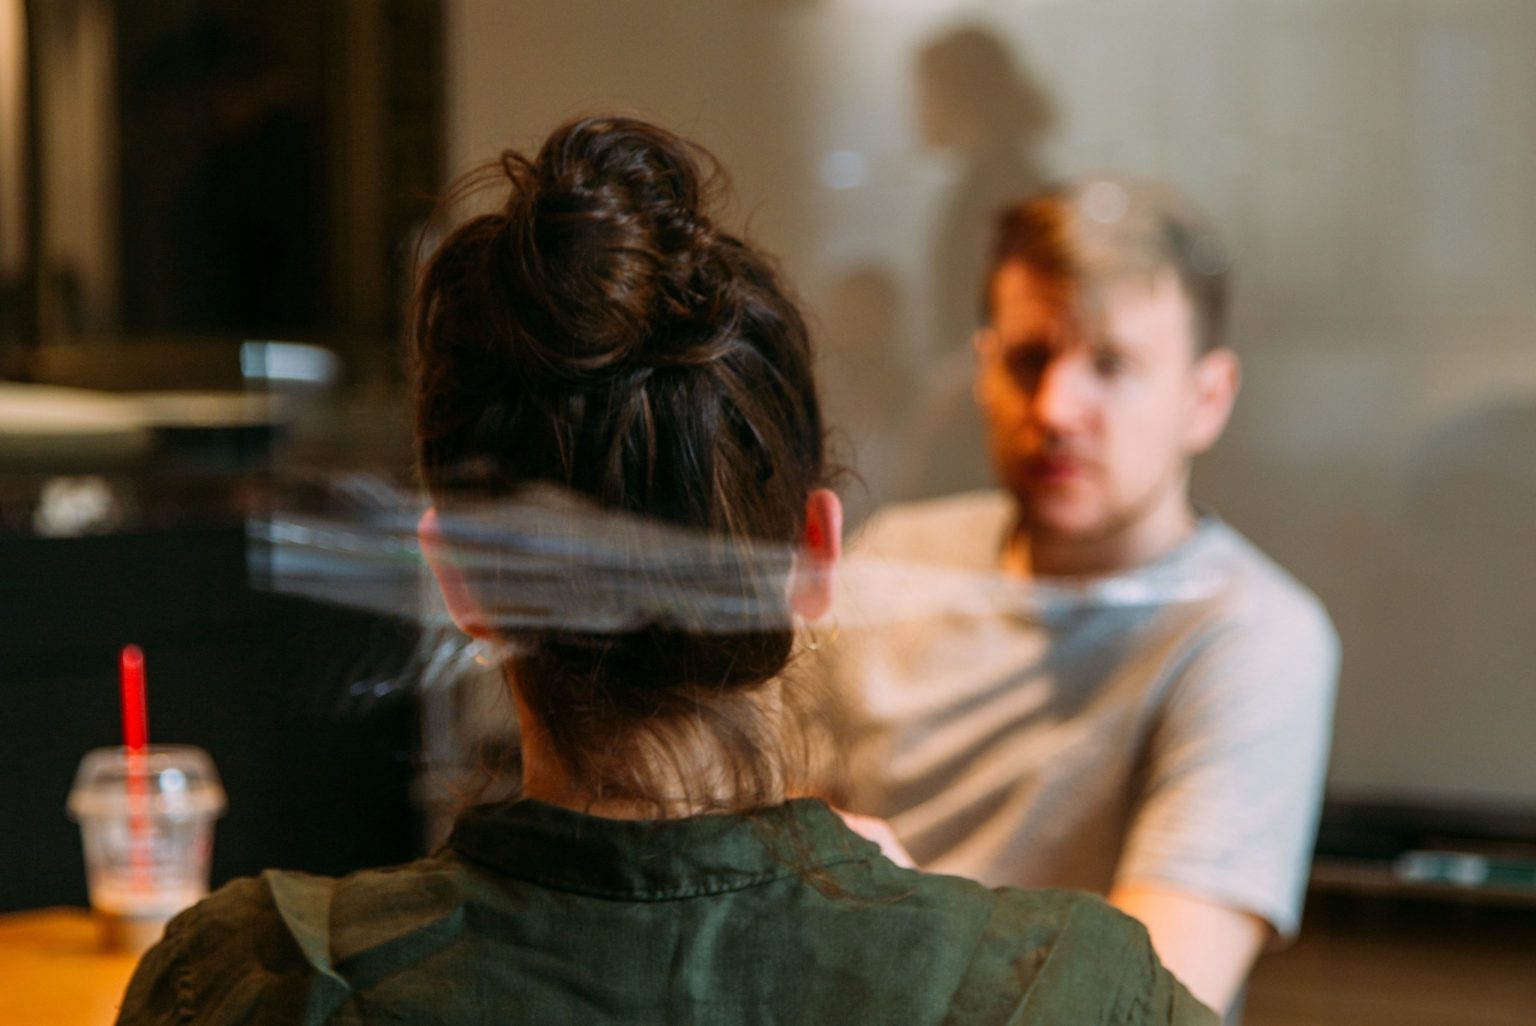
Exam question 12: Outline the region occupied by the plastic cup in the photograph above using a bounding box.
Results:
[66,744,227,952]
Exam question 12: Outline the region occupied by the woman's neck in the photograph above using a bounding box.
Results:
[511,678,787,820]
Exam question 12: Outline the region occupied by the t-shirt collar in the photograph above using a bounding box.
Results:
[995,500,1230,611]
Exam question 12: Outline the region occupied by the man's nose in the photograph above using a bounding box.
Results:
[1030,356,1094,431]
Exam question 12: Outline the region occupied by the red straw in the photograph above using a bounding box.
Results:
[120,645,148,752]
[120,644,153,893]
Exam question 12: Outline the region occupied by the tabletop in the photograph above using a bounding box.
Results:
[0,908,141,1026]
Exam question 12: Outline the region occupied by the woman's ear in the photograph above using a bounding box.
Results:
[418,506,492,638]
[790,488,843,621]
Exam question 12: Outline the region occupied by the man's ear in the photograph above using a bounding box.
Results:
[1186,347,1241,454]
[789,488,843,621]
[971,327,994,407]
[418,506,492,639]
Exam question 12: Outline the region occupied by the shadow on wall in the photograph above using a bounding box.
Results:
[897,25,1055,505]
[818,265,910,528]
[1405,397,1536,565]
[917,23,1055,356]
[1390,397,1536,784]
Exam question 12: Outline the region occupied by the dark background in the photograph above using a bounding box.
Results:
[0,0,443,910]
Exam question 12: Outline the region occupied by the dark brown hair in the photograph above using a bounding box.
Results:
[411,116,828,811]
[986,176,1231,353]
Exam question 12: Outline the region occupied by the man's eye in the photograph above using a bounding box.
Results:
[1006,347,1050,380]
[1093,350,1127,377]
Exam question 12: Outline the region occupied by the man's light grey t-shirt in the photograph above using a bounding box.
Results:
[829,491,1339,937]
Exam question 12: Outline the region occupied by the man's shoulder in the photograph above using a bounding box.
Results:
[1155,519,1340,718]
[1196,519,1336,645]
[854,489,1013,566]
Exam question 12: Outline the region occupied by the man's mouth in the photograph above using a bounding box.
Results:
[1025,455,1090,484]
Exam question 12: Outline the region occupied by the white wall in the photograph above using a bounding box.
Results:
[446,0,1536,809]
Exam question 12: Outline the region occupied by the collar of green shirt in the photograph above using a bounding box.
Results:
[448,797,879,902]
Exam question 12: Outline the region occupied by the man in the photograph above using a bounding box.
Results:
[827,177,1338,1018]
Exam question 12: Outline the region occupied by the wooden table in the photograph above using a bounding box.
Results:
[1246,892,1536,1026]
[0,908,141,1026]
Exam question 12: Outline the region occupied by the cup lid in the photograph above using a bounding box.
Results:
[67,744,227,819]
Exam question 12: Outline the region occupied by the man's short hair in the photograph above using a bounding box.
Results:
[985,176,1231,353]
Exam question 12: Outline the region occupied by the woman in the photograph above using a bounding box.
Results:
[117,116,1213,1025]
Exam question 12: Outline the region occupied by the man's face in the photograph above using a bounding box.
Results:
[977,260,1229,547]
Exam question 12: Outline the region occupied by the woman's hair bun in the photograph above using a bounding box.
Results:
[412,114,830,791]
[493,115,734,381]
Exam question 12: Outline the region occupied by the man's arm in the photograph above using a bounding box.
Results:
[1111,583,1339,1018]
[834,809,918,867]
[1108,881,1268,1017]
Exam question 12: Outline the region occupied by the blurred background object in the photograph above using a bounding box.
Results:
[0,0,442,913]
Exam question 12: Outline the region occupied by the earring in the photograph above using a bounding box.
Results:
[798,617,841,653]
[470,638,510,667]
